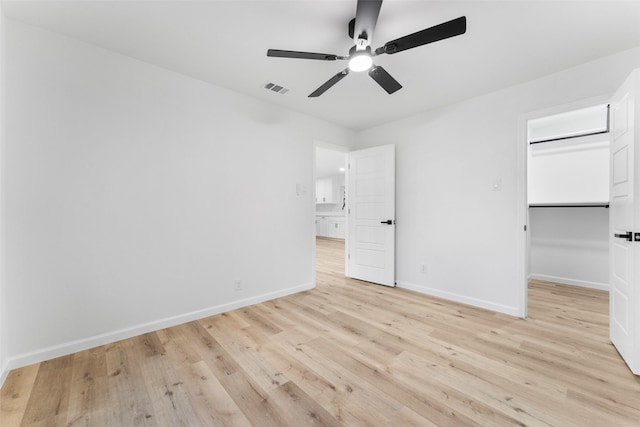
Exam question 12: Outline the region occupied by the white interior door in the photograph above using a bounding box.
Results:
[347,145,395,286]
[610,69,640,375]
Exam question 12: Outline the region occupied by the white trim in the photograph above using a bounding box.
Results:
[519,95,611,129]
[313,140,350,153]
[3,282,313,373]
[311,142,318,288]
[344,151,350,278]
[529,274,609,291]
[0,7,6,392]
[0,361,8,389]
[396,281,520,317]
[516,107,529,318]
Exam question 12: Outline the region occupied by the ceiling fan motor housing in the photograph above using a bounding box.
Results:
[348,45,372,57]
[356,33,369,48]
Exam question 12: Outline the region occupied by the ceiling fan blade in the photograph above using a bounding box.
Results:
[309,69,350,97]
[267,49,339,61]
[375,16,466,55]
[353,0,383,46]
[368,65,402,94]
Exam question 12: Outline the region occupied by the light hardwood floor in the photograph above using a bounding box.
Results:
[2,238,639,426]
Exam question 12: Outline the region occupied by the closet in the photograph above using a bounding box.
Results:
[528,104,610,290]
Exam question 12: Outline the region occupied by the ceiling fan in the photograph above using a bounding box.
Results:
[266,0,467,97]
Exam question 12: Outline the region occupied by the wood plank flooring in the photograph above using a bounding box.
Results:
[2,238,640,426]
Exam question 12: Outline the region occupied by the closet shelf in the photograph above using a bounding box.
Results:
[528,203,609,208]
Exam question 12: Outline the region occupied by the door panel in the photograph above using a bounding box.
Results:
[610,69,639,375]
[355,202,385,219]
[612,146,628,184]
[347,145,395,287]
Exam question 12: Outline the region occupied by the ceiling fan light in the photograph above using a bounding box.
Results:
[348,53,373,72]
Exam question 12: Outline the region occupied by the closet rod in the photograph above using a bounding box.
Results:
[528,203,609,208]
[529,105,610,145]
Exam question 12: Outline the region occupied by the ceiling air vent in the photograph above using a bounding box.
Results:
[264,82,289,95]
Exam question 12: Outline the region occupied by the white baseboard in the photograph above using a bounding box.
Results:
[3,282,314,375]
[528,274,609,291]
[0,360,8,390]
[395,281,521,317]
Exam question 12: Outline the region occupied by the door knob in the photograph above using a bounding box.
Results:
[380,220,393,225]
[615,232,632,241]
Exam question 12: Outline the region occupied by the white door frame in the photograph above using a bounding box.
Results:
[312,140,350,284]
[517,94,611,318]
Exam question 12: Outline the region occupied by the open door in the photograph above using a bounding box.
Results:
[610,69,640,375]
[346,145,395,286]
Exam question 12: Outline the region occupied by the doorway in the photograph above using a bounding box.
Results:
[313,143,348,281]
[312,143,397,288]
[517,70,640,374]
[521,100,611,315]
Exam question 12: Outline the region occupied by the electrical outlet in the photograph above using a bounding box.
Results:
[234,280,242,291]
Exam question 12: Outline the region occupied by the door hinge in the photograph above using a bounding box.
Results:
[524,225,527,231]
[348,253,351,260]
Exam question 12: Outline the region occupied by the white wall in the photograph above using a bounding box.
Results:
[2,20,354,371]
[529,207,609,290]
[528,136,610,204]
[355,47,640,316]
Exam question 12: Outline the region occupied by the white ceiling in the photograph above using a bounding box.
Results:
[3,0,640,131]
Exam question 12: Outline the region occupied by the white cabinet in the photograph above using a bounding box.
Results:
[315,216,329,237]
[316,215,345,239]
[315,177,335,203]
[328,217,345,239]
[315,174,345,204]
